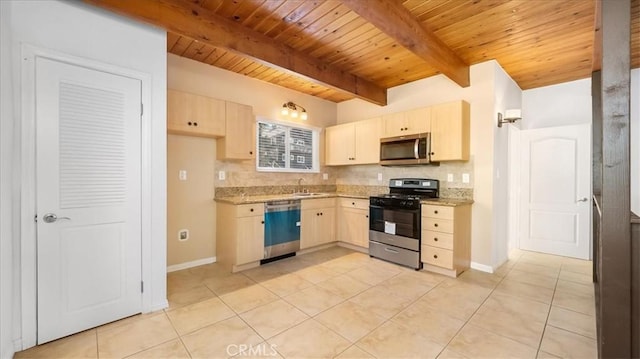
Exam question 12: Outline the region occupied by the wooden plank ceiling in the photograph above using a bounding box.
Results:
[90,0,639,104]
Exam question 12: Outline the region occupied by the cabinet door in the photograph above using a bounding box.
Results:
[236,215,264,265]
[382,112,407,137]
[405,107,431,134]
[167,89,225,138]
[353,117,381,164]
[316,207,336,245]
[340,208,369,248]
[219,102,255,159]
[430,101,470,161]
[325,123,354,166]
[300,208,318,249]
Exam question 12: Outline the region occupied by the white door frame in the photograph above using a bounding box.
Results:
[19,45,155,349]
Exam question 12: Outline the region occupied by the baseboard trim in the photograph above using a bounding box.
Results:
[13,338,23,352]
[147,299,169,313]
[166,257,216,273]
[336,242,368,254]
[470,261,494,273]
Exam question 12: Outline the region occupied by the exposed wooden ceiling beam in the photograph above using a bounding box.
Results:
[83,0,387,105]
[340,0,470,88]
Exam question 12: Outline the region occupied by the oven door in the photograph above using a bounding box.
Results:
[369,205,420,239]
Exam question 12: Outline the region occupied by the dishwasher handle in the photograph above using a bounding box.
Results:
[265,200,301,212]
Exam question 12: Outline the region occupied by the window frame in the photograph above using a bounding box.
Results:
[255,117,320,173]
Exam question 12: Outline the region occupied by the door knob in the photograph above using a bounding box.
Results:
[42,213,71,223]
[577,197,589,202]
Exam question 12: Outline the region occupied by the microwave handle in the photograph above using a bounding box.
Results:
[414,138,420,159]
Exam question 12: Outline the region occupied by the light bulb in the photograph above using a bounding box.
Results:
[291,110,298,118]
[281,106,288,116]
[301,112,308,120]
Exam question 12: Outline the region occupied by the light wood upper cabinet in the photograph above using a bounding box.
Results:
[430,100,470,161]
[217,101,255,160]
[325,117,380,165]
[167,89,225,138]
[382,108,430,137]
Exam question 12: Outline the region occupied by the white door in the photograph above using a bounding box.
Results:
[36,57,142,343]
[519,124,591,259]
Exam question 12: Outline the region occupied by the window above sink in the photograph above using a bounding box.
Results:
[256,118,320,173]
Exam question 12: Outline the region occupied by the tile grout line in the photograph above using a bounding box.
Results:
[534,267,560,358]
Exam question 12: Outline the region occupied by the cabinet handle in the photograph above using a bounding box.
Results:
[261,220,264,224]
[434,254,438,259]
[249,151,253,155]
[320,212,323,216]
[193,122,198,127]
[430,152,435,155]
[434,223,438,227]
[316,213,320,216]
[250,208,254,212]
[434,210,438,214]
[187,121,192,126]
[352,202,355,206]
[434,237,438,241]
[366,215,369,218]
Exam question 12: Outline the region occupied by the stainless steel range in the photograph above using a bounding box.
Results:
[369,178,439,269]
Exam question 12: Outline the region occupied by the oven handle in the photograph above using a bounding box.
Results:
[414,138,420,159]
[384,247,399,254]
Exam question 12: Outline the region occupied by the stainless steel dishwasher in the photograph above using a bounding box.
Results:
[262,199,301,263]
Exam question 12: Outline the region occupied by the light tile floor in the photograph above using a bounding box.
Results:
[15,246,597,359]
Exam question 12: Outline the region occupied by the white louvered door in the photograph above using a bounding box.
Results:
[35,57,142,344]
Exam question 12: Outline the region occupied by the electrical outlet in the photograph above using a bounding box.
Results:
[377,173,383,181]
[462,173,470,183]
[178,229,189,241]
[323,173,328,180]
[447,173,454,182]
[179,170,187,181]
[218,171,226,180]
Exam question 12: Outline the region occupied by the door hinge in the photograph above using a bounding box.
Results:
[141,281,144,293]
[140,103,144,116]
[34,214,38,222]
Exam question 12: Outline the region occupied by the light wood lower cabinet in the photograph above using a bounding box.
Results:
[216,202,265,272]
[421,203,471,277]
[301,198,336,249]
[337,198,369,248]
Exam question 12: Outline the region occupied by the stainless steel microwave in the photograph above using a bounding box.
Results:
[379,133,437,166]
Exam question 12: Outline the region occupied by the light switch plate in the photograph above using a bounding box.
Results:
[323,173,328,180]
[377,173,383,181]
[179,170,187,181]
[462,173,470,183]
[218,171,226,180]
[447,173,453,182]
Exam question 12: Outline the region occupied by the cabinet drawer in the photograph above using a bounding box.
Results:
[236,203,265,217]
[339,198,369,210]
[422,218,454,233]
[302,198,336,210]
[422,205,454,220]
[422,230,454,250]
[421,246,454,269]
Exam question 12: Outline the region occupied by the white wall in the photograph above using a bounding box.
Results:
[631,69,639,216]
[492,64,523,266]
[337,61,505,271]
[0,2,15,358]
[168,54,337,129]
[521,78,592,130]
[3,0,167,351]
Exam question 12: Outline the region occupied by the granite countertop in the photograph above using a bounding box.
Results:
[421,198,474,206]
[215,192,370,204]
[216,192,472,206]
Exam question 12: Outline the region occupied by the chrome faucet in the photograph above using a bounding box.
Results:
[297,178,307,193]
